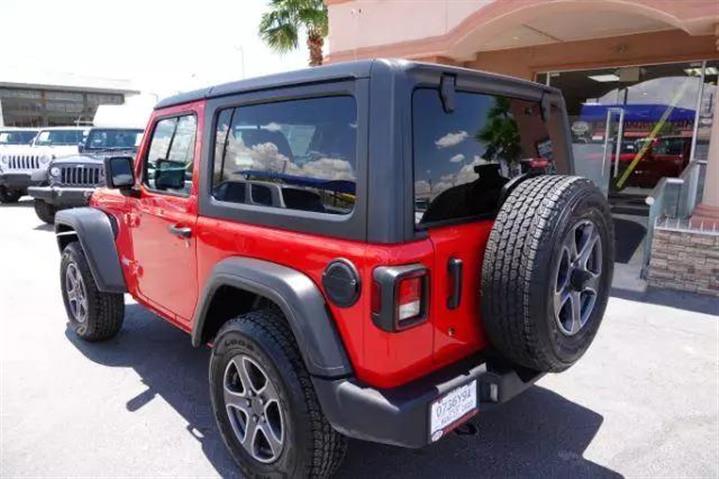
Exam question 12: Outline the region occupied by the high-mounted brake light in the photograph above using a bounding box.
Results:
[372,264,428,332]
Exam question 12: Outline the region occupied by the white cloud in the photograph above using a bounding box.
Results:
[415,180,431,196]
[449,153,465,163]
[435,130,468,149]
[262,122,283,132]
[427,158,487,197]
[225,137,356,182]
[300,158,356,181]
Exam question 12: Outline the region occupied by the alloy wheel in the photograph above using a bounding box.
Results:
[223,354,285,463]
[553,219,602,336]
[65,263,88,323]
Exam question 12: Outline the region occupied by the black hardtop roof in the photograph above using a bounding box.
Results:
[155,59,558,110]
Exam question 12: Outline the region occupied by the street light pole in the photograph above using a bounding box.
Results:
[234,45,246,79]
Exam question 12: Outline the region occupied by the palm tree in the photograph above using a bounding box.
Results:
[476,97,521,166]
[259,0,328,67]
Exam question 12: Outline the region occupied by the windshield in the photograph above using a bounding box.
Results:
[34,129,86,146]
[85,129,143,150]
[0,130,37,145]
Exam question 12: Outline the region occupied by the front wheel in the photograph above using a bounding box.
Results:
[34,199,57,224]
[61,241,124,341]
[0,186,23,203]
[210,310,347,478]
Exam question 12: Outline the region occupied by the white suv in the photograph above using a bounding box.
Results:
[0,126,88,203]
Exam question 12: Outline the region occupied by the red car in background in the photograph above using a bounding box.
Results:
[611,135,692,189]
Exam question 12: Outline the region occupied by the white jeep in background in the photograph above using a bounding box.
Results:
[0,126,89,203]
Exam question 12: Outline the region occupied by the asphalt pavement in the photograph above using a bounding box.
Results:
[1,198,717,478]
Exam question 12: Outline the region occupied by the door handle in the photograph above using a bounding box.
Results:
[447,257,463,309]
[168,224,192,239]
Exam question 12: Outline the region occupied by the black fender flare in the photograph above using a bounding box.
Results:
[193,257,352,378]
[54,207,127,294]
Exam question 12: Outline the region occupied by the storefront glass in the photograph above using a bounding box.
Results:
[539,62,711,198]
[0,88,124,127]
[692,60,718,163]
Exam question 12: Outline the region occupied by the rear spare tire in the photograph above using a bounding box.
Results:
[481,175,614,372]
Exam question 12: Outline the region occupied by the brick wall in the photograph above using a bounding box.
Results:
[648,228,719,297]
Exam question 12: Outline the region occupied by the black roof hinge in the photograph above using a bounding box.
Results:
[540,91,551,122]
[440,74,456,113]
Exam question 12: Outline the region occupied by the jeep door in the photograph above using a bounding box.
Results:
[130,105,202,324]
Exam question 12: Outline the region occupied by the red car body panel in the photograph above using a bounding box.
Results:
[427,222,493,366]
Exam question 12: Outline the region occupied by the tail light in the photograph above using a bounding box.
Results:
[372,264,428,332]
[398,276,422,321]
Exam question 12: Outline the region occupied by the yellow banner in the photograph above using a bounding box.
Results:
[615,80,692,190]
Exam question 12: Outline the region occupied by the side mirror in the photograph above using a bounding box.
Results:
[78,142,85,153]
[104,156,135,189]
[155,159,186,190]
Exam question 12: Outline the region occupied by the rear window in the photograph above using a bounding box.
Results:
[0,130,36,145]
[85,129,143,150]
[34,129,86,146]
[212,96,357,215]
[413,88,554,226]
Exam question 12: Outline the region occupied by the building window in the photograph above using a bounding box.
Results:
[0,87,125,127]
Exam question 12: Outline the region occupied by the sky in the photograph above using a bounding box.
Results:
[1,0,313,99]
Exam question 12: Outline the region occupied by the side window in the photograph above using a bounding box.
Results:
[250,184,273,206]
[212,96,357,215]
[144,115,197,195]
[413,89,552,226]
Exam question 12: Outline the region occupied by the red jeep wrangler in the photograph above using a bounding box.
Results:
[54,60,614,478]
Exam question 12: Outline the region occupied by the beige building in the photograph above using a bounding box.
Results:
[326,0,719,294]
[0,67,139,127]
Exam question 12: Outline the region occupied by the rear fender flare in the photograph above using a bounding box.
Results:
[193,257,352,378]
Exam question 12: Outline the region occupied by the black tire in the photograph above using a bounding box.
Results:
[481,175,614,372]
[60,241,124,341]
[210,309,347,478]
[0,186,22,203]
[34,199,57,224]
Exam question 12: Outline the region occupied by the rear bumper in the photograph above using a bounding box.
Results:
[0,173,37,189]
[312,356,543,448]
[27,185,94,207]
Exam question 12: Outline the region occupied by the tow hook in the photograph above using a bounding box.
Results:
[454,422,478,436]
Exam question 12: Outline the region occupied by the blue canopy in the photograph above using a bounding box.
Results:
[579,103,696,122]
[235,169,356,194]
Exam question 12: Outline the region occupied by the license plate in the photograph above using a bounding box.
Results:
[429,380,477,442]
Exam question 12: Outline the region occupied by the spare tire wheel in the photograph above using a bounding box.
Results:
[481,175,614,372]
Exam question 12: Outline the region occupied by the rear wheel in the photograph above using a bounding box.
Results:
[34,199,57,224]
[210,310,347,478]
[481,175,614,372]
[0,186,22,203]
[60,241,124,341]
